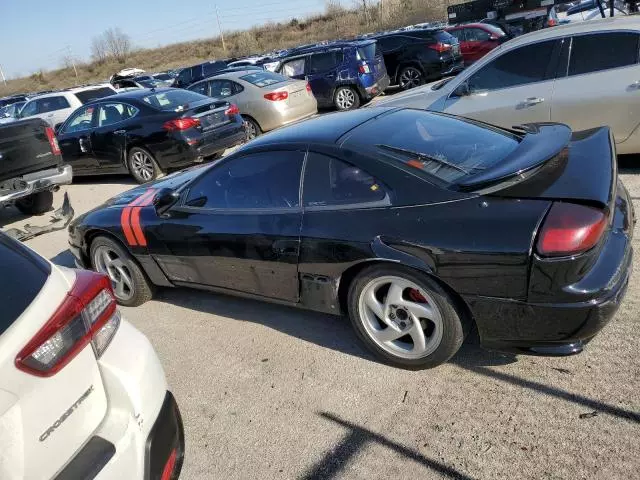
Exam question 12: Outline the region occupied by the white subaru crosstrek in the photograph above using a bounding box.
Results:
[0,233,184,480]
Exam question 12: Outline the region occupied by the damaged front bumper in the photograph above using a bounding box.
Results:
[4,192,74,241]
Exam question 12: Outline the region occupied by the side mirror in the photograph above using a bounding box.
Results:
[453,81,470,97]
[153,188,180,215]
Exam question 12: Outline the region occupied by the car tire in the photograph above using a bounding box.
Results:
[90,235,154,307]
[398,66,424,90]
[128,147,161,184]
[347,264,468,369]
[243,116,261,140]
[15,190,54,215]
[334,86,360,111]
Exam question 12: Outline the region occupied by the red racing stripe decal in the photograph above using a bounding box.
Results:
[120,207,137,246]
[129,188,157,247]
[120,189,157,247]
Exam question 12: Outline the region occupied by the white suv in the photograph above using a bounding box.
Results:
[378,17,640,154]
[0,233,184,480]
[18,84,117,128]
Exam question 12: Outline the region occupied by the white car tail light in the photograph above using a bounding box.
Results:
[15,271,121,377]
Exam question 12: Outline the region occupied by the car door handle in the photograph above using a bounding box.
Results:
[114,129,126,135]
[273,240,299,255]
[518,97,544,108]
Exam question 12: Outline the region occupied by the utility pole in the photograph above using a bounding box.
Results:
[215,5,227,54]
[0,64,6,86]
[66,46,78,79]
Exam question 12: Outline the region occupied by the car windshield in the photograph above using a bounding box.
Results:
[137,78,164,88]
[349,110,520,184]
[142,89,208,110]
[240,71,287,87]
[356,42,379,60]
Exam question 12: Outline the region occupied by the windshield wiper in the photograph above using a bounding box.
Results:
[377,144,472,175]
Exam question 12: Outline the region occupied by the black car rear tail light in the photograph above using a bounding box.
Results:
[163,118,200,131]
[536,202,608,257]
[15,271,121,377]
[45,126,61,155]
[429,42,452,53]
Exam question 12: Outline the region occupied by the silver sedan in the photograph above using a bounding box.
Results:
[187,70,318,139]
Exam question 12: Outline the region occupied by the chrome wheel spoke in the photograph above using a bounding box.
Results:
[407,321,427,354]
[93,246,134,301]
[376,325,405,342]
[364,287,385,320]
[404,301,434,321]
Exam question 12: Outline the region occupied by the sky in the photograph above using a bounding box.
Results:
[0,0,329,78]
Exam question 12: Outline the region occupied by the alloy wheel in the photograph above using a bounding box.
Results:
[336,88,356,110]
[246,121,258,140]
[93,246,135,301]
[131,151,155,181]
[358,275,444,359]
[399,67,422,89]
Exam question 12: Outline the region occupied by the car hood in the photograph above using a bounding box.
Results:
[372,78,454,110]
[104,163,209,207]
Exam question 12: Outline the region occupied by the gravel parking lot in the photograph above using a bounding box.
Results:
[3,160,639,480]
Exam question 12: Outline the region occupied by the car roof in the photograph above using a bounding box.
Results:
[27,84,113,100]
[501,16,640,48]
[242,107,396,147]
[86,87,172,103]
[201,69,278,81]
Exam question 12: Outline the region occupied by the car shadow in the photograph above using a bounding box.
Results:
[618,154,640,173]
[50,249,76,268]
[0,205,29,228]
[71,175,137,186]
[154,287,515,368]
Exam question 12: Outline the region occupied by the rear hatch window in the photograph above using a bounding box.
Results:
[240,71,287,87]
[356,42,380,60]
[202,61,227,77]
[0,234,50,334]
[74,87,115,104]
[142,90,209,111]
[345,109,520,185]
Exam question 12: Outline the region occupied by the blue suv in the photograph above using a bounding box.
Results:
[275,40,390,111]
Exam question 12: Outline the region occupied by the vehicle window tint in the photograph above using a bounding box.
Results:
[74,87,115,104]
[467,40,556,91]
[568,32,639,76]
[377,36,405,51]
[189,81,209,95]
[37,96,70,113]
[232,81,244,94]
[177,68,193,85]
[98,103,138,127]
[185,151,304,209]
[281,58,306,77]
[209,80,235,98]
[63,105,95,133]
[303,153,388,207]
[202,62,226,76]
[309,52,342,73]
[466,28,491,41]
[347,110,520,185]
[447,29,463,41]
[19,100,37,117]
[0,234,50,335]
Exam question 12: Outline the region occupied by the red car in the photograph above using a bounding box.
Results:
[445,23,507,65]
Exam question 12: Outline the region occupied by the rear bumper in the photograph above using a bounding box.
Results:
[145,392,185,480]
[467,249,632,355]
[0,164,72,203]
[360,74,390,100]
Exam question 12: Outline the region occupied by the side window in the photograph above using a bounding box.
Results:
[189,82,209,96]
[447,30,463,41]
[378,36,405,51]
[209,80,235,98]
[467,40,556,92]
[232,81,244,94]
[466,28,491,42]
[62,106,95,134]
[303,153,389,208]
[38,96,70,113]
[19,100,38,117]
[309,52,343,73]
[97,103,138,127]
[185,151,304,209]
[281,58,306,77]
[568,32,639,77]
[177,68,192,85]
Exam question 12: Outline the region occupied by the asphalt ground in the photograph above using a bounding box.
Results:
[3,153,639,480]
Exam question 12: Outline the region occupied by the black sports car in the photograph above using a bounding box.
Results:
[68,107,633,369]
[56,88,247,184]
